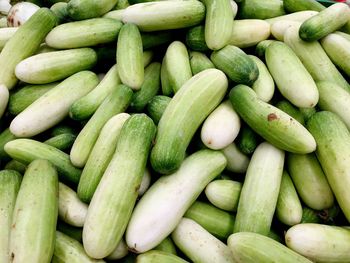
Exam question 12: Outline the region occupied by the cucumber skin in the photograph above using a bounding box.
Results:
[136,250,188,263]
[44,133,76,151]
[236,125,260,155]
[147,95,171,125]
[154,238,177,255]
[276,100,305,125]
[238,0,285,19]
[67,0,118,20]
[284,0,325,12]
[0,128,17,163]
[186,25,209,52]
[189,51,215,75]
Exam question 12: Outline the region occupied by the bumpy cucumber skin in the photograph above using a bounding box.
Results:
[136,250,188,263]
[67,0,118,20]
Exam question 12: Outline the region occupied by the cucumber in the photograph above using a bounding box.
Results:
[0,129,16,163]
[205,179,242,211]
[46,18,122,49]
[276,171,302,226]
[276,100,305,125]
[147,95,171,125]
[211,45,259,85]
[143,50,154,67]
[189,51,215,75]
[8,82,58,115]
[221,143,250,173]
[126,150,227,253]
[299,3,350,41]
[44,133,76,151]
[172,218,235,263]
[184,201,235,240]
[284,24,350,91]
[130,62,161,112]
[285,224,350,263]
[136,250,188,263]
[10,71,98,137]
[0,84,9,119]
[265,11,319,24]
[51,124,77,137]
[229,85,316,153]
[70,84,133,168]
[271,20,301,41]
[106,239,128,260]
[301,207,321,224]
[4,160,26,174]
[236,125,260,155]
[150,69,227,174]
[185,25,209,52]
[141,31,173,50]
[56,221,83,242]
[4,139,81,184]
[83,114,156,259]
[50,2,71,25]
[248,55,274,102]
[0,170,21,263]
[233,142,284,235]
[201,100,241,150]
[334,30,350,42]
[0,18,7,28]
[114,0,130,10]
[238,0,285,19]
[138,168,151,197]
[67,0,118,20]
[117,23,144,90]
[316,81,350,130]
[154,237,177,255]
[0,27,17,51]
[265,41,319,108]
[284,0,325,13]
[15,48,97,84]
[122,0,205,32]
[0,8,56,89]
[299,107,316,123]
[229,19,271,48]
[77,113,130,203]
[307,111,350,222]
[103,9,125,20]
[255,39,276,57]
[9,159,58,263]
[160,57,173,96]
[228,232,313,263]
[203,0,233,50]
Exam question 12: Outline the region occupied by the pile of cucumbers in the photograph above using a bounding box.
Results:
[1,0,350,262]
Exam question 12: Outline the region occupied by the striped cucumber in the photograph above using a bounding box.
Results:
[284,0,325,12]
[265,10,318,24]
[221,143,250,173]
[83,114,156,259]
[126,150,227,253]
[0,27,17,51]
[150,69,227,174]
[238,0,285,19]
[10,71,98,137]
[146,95,171,125]
[189,51,215,75]
[186,25,209,52]
[136,251,188,263]
[9,159,58,263]
[67,0,118,20]
[276,100,305,125]
[44,133,76,151]
[236,125,260,155]
[0,84,9,119]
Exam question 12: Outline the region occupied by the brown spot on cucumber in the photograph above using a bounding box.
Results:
[267,113,278,121]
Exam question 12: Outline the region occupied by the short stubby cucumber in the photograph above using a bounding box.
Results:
[189,51,215,75]
[136,250,188,263]
[0,84,9,119]
[67,0,118,20]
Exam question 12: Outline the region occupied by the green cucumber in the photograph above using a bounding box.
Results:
[301,207,321,224]
[299,107,316,123]
[255,39,276,57]
[4,160,26,174]
[77,113,130,203]
[70,84,132,168]
[172,218,234,263]
[113,0,130,9]
[160,58,173,96]
[184,201,235,240]
[0,27,17,51]
[4,139,81,184]
[0,18,7,28]
[0,128,16,163]
[150,69,227,174]
[307,111,350,222]
[299,3,350,41]
[266,41,319,108]
[143,50,154,67]
[211,45,259,85]
[228,232,313,263]
[51,124,77,137]
[239,0,285,19]
[50,2,71,25]
[10,71,98,137]
[122,0,205,32]
[126,150,227,253]
[265,10,319,24]
[236,125,260,155]
[141,31,173,50]
[9,159,58,263]
[103,9,124,20]
[106,239,129,260]
[271,20,301,41]
[117,23,144,90]
[0,84,8,119]
[0,8,56,89]
[334,30,350,42]
[286,224,350,263]
[0,170,21,263]
[284,0,325,12]
[155,237,177,255]
[233,142,284,235]
[221,143,250,173]
[136,250,188,263]
[44,133,76,151]
[276,100,305,125]
[56,221,82,242]
[146,95,171,124]
[229,85,316,153]
[67,0,118,20]
[138,168,151,197]
[189,51,215,75]
[46,18,122,49]
[185,25,209,52]
[83,114,156,259]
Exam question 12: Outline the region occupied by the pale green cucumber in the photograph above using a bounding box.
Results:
[136,250,188,263]
[229,19,271,48]
[9,159,58,263]
[255,39,276,57]
[130,62,161,112]
[228,232,313,263]
[265,11,318,24]
[8,82,58,115]
[299,3,350,41]
[122,0,205,32]
[4,139,81,184]
[35,43,57,54]
[229,85,316,153]
[266,41,318,108]
[83,114,156,259]
[52,231,105,263]
[150,69,227,174]
[276,100,305,125]
[334,30,350,42]
[233,142,284,235]
[271,20,301,41]
[77,113,130,203]
[0,84,9,119]
[138,168,151,197]
[103,9,125,20]
[286,224,350,263]
[248,55,274,103]
[10,71,98,137]
[203,0,233,50]
[189,51,215,75]
[70,64,120,121]
[146,95,171,124]
[307,111,350,222]
[211,45,259,85]
[0,18,7,28]
[276,171,302,226]
[70,84,132,168]
[238,0,285,19]
[205,179,242,212]
[44,133,76,151]
[56,221,83,242]
[185,25,209,52]
[160,56,173,96]
[0,129,17,164]
[184,201,235,240]
[15,48,97,84]
[141,31,173,50]
[155,237,177,255]
[221,143,250,173]
[0,8,56,89]
[58,183,87,227]
[106,239,128,260]
[46,18,122,49]
[50,2,71,25]
[67,0,118,20]
[317,81,350,130]
[0,170,21,263]
[0,27,17,51]
[284,0,325,13]
[284,24,350,91]
[4,160,26,174]
[201,100,240,150]
[236,125,260,155]
[143,50,154,67]
[126,150,227,253]
[117,23,144,90]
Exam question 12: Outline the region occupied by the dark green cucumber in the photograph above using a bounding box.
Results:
[284,0,325,12]
[301,207,321,224]
[185,25,209,52]
[56,221,83,242]
[4,160,27,174]
[238,0,285,19]
[0,128,17,164]
[141,31,173,50]
[50,2,71,25]
[276,100,305,125]
[44,133,76,151]
[236,125,260,155]
[67,0,118,20]
[146,95,171,124]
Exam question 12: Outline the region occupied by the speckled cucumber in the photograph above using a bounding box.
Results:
[136,250,188,263]
[67,0,118,20]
